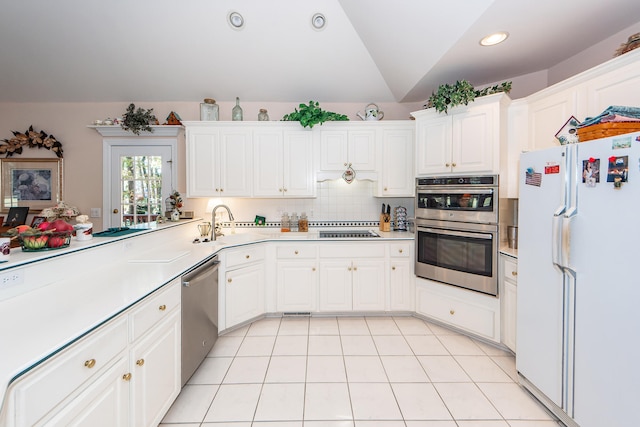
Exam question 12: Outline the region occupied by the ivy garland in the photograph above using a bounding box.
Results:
[0,125,63,158]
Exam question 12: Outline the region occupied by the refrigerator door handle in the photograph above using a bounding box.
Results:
[552,207,566,269]
[561,209,577,270]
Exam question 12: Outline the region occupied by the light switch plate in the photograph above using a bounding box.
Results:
[90,208,101,218]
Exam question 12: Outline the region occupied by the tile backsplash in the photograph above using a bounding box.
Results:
[197,180,414,224]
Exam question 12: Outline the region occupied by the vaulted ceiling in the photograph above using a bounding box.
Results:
[0,0,638,103]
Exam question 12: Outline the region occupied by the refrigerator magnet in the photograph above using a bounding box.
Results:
[544,163,560,174]
[525,168,542,186]
[582,158,600,187]
[607,155,628,188]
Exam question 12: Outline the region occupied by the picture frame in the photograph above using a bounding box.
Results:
[30,216,47,228]
[4,206,29,227]
[0,158,63,213]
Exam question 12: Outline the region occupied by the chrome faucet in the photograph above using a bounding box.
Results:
[211,204,235,241]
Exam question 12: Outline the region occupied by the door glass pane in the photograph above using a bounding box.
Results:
[120,155,163,225]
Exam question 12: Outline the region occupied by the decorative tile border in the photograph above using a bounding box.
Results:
[220,220,380,229]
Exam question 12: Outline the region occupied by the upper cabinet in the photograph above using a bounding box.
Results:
[184,123,252,197]
[412,93,510,176]
[373,123,415,197]
[253,125,315,198]
[316,123,378,181]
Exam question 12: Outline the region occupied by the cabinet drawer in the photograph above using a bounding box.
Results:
[12,316,128,427]
[319,244,385,259]
[276,245,317,259]
[502,257,518,284]
[417,288,497,340]
[389,242,412,258]
[130,280,181,342]
[225,245,265,269]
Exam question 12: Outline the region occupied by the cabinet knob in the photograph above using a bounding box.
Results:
[215,188,220,192]
[122,373,132,381]
[449,310,455,315]
[136,358,145,367]
[384,187,388,191]
[445,163,450,167]
[283,188,288,192]
[84,359,96,369]
[398,249,403,253]
[392,266,396,271]
[158,304,167,311]
[348,267,352,271]
[294,250,299,255]
[279,188,283,192]
[112,208,119,214]
[228,278,232,283]
[512,271,518,276]
[451,163,457,167]
[353,266,357,271]
[312,267,316,271]
[245,254,250,259]
[220,188,224,192]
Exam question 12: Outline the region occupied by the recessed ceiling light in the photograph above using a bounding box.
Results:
[480,31,509,46]
[228,11,244,29]
[311,13,326,30]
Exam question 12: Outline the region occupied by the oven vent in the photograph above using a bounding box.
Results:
[283,312,311,317]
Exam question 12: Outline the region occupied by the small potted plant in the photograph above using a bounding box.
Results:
[281,101,349,128]
[425,80,512,114]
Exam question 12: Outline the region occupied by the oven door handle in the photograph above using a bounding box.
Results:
[417,188,494,195]
[417,227,493,240]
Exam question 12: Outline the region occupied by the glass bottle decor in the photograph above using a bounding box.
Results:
[200,98,219,121]
[258,108,269,121]
[232,97,243,121]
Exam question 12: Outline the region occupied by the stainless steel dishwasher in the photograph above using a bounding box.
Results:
[181,255,219,386]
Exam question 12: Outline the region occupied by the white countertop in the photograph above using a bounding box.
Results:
[0,221,413,415]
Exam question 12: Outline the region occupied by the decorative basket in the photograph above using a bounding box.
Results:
[577,122,640,142]
[18,231,72,251]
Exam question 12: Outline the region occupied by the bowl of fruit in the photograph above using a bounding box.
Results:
[7,219,75,251]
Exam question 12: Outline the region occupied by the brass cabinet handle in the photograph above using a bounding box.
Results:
[348,267,352,271]
[136,358,145,367]
[215,188,220,192]
[384,187,388,191]
[122,373,132,381]
[84,359,96,369]
[353,266,357,271]
[452,163,457,167]
[512,271,518,276]
[392,266,396,270]
[283,188,288,192]
[294,250,299,255]
[158,304,167,311]
[445,163,450,167]
[245,254,250,259]
[312,267,316,271]
[220,189,224,192]
[227,278,232,283]
[398,249,403,253]
[449,310,455,315]
[279,188,283,192]
[112,209,119,214]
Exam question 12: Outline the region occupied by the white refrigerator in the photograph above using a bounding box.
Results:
[517,132,640,427]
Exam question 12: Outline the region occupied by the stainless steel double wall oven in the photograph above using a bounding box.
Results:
[415,175,499,296]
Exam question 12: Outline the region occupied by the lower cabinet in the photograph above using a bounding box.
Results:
[318,245,386,312]
[5,280,181,427]
[276,245,318,313]
[224,245,266,329]
[389,243,414,311]
[416,277,500,342]
[500,254,518,352]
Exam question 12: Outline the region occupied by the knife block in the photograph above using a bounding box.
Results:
[379,214,390,232]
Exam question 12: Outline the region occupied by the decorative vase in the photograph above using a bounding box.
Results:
[171,209,181,222]
[258,109,269,121]
[200,98,219,121]
[232,97,243,121]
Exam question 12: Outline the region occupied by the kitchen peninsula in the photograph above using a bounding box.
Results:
[0,220,415,427]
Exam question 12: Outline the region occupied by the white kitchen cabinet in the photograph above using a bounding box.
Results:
[129,309,180,427]
[500,254,518,352]
[276,245,318,312]
[415,277,500,342]
[5,280,181,427]
[413,93,509,176]
[184,123,252,197]
[388,242,414,311]
[224,245,266,328]
[253,127,315,197]
[526,88,578,151]
[374,124,415,197]
[318,126,377,173]
[318,244,385,312]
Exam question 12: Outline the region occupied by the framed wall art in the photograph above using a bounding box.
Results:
[0,158,63,212]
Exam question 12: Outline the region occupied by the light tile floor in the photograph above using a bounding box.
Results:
[160,316,562,427]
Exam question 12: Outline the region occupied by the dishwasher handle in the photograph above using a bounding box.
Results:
[182,257,219,287]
